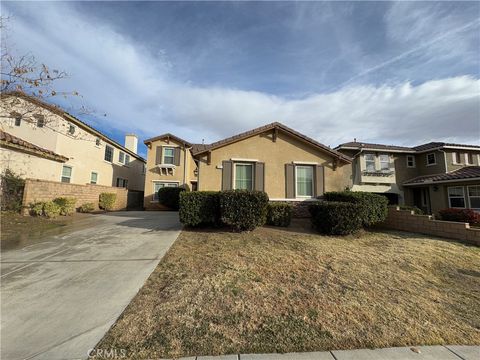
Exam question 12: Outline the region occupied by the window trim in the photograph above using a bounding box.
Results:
[104,144,114,162]
[295,164,314,198]
[406,155,416,168]
[426,153,436,166]
[61,165,72,183]
[364,153,376,172]
[90,171,98,185]
[467,185,480,210]
[162,146,176,165]
[233,162,254,191]
[379,154,390,171]
[152,180,179,201]
[448,186,466,209]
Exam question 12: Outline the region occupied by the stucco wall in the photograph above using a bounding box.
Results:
[1,96,145,191]
[415,151,446,175]
[22,178,128,214]
[197,131,351,199]
[445,150,480,172]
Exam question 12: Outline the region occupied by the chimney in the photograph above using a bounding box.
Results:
[125,134,138,154]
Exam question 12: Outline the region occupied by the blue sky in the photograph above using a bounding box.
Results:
[3,1,480,157]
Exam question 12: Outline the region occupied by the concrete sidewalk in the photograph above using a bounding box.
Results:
[175,345,479,360]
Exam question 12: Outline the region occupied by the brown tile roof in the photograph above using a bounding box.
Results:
[2,91,145,162]
[403,166,480,185]
[0,130,69,162]
[191,122,351,163]
[336,141,414,152]
[143,133,192,146]
[413,142,480,152]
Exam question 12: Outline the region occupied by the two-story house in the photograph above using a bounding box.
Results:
[0,92,146,191]
[143,122,352,209]
[335,140,480,215]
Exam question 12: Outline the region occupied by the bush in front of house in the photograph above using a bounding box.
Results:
[1,169,25,212]
[31,202,46,216]
[439,208,479,225]
[53,197,76,216]
[43,201,61,218]
[158,187,187,210]
[323,191,388,226]
[266,202,293,227]
[219,190,269,231]
[309,201,363,235]
[99,193,117,211]
[79,202,96,213]
[179,191,221,227]
[398,205,424,215]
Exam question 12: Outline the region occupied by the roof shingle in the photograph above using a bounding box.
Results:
[403,166,480,185]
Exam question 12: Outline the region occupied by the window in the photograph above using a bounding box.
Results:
[95,138,101,146]
[142,164,146,174]
[68,124,75,134]
[468,186,480,209]
[14,117,21,126]
[448,187,465,208]
[426,153,436,166]
[153,181,177,200]
[163,147,175,165]
[104,145,114,162]
[452,152,461,164]
[61,166,72,183]
[406,155,416,168]
[234,163,253,190]
[116,177,128,188]
[35,114,45,128]
[296,165,314,197]
[379,154,390,171]
[365,154,375,172]
[125,154,130,165]
[90,172,98,184]
[119,151,125,164]
[465,153,473,165]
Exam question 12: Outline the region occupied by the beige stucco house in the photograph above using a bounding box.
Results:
[144,122,352,209]
[0,92,146,191]
[335,140,480,215]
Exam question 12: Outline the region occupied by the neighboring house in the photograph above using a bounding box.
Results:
[144,122,352,209]
[335,140,480,215]
[0,92,146,191]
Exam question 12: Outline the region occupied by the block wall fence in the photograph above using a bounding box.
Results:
[21,178,128,214]
[381,206,480,246]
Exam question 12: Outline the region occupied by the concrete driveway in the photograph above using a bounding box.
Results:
[1,211,181,360]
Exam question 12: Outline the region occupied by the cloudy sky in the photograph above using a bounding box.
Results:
[3,1,480,157]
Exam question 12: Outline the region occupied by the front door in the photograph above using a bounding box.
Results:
[413,187,431,214]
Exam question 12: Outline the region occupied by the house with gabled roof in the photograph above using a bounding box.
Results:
[143,122,352,209]
[335,140,480,215]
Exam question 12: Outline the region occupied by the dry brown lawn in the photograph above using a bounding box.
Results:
[96,222,480,358]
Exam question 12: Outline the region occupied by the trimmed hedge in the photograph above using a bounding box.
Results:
[99,193,116,211]
[323,191,388,226]
[266,202,292,227]
[53,197,76,216]
[158,187,187,210]
[179,191,221,227]
[79,202,95,213]
[309,201,363,235]
[439,208,479,225]
[219,190,269,231]
[398,205,424,215]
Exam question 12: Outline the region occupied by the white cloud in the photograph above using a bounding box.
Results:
[4,2,480,150]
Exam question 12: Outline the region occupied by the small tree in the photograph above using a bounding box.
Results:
[0,169,25,212]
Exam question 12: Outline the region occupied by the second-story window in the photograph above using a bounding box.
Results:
[35,114,45,128]
[104,145,114,162]
[379,154,390,171]
[11,112,22,126]
[426,153,436,166]
[125,154,130,165]
[465,153,473,165]
[453,152,461,164]
[365,154,375,172]
[95,138,101,146]
[119,151,125,164]
[69,124,75,134]
[163,147,175,165]
[406,155,416,168]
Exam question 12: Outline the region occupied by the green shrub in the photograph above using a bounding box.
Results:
[1,169,25,212]
[398,205,424,215]
[53,197,76,216]
[79,202,95,213]
[43,201,61,218]
[99,193,117,211]
[31,202,46,216]
[158,187,187,210]
[309,201,363,235]
[266,202,292,227]
[323,191,388,226]
[179,191,221,227]
[219,190,269,231]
